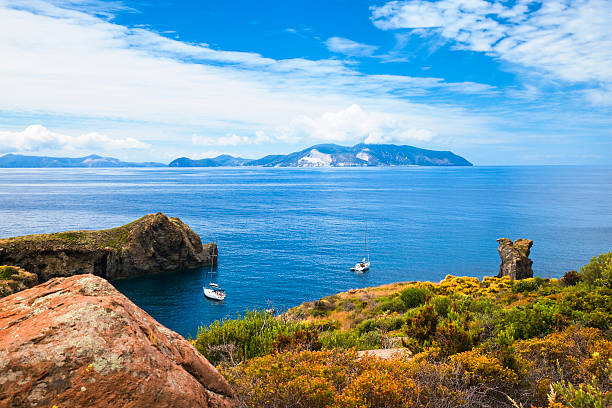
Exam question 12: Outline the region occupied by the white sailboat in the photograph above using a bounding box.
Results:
[203,283,226,301]
[351,223,370,272]
[203,239,225,300]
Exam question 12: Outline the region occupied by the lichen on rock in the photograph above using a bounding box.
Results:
[0,274,235,407]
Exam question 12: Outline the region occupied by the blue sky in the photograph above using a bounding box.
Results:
[0,0,610,164]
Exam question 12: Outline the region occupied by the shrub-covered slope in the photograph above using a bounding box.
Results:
[195,252,612,408]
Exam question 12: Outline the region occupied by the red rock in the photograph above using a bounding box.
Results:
[0,274,235,407]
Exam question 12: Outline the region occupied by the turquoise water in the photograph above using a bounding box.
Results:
[0,166,610,337]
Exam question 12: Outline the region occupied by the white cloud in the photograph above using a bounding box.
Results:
[283,104,436,144]
[0,0,499,145]
[325,37,379,57]
[371,0,612,95]
[0,125,150,154]
[192,131,272,146]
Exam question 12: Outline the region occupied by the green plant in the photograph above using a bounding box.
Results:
[581,252,612,288]
[562,270,582,286]
[399,287,429,309]
[0,266,19,280]
[431,295,451,317]
[194,309,301,364]
[512,278,540,293]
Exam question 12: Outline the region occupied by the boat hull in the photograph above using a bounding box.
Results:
[203,288,226,301]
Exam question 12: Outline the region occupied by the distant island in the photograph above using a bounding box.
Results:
[170,143,472,167]
[0,144,472,168]
[0,153,165,168]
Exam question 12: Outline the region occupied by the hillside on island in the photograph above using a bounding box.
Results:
[194,252,612,408]
[170,143,473,167]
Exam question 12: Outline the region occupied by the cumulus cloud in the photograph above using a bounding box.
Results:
[283,104,436,144]
[0,125,150,154]
[325,37,379,57]
[371,0,612,91]
[0,0,498,139]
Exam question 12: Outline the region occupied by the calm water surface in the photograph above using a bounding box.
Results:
[0,166,610,337]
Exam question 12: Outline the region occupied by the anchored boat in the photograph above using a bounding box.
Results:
[203,283,226,301]
[350,223,370,272]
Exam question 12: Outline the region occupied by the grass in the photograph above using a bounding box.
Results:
[0,265,19,280]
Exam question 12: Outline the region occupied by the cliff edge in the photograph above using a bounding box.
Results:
[0,274,235,407]
[0,213,216,281]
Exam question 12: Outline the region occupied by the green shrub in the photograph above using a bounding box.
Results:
[562,270,582,286]
[431,295,451,317]
[551,381,611,408]
[356,331,382,350]
[399,287,429,309]
[320,330,359,349]
[405,304,438,344]
[512,278,540,293]
[498,299,560,339]
[379,315,405,332]
[0,266,19,280]
[357,318,379,335]
[581,252,612,288]
[194,309,300,364]
[375,296,405,313]
[311,299,336,317]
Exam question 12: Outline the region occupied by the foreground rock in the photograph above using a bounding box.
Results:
[0,274,235,408]
[0,213,216,281]
[496,238,534,279]
[0,265,38,297]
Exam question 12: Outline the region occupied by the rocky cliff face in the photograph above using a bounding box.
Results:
[496,238,534,280]
[0,213,216,281]
[0,265,38,297]
[0,274,236,408]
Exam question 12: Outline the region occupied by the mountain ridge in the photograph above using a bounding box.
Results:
[0,143,472,168]
[170,143,472,167]
[0,153,165,168]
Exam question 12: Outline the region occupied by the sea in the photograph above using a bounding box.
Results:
[0,166,610,338]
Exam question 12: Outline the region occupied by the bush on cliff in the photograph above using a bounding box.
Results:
[580,251,612,288]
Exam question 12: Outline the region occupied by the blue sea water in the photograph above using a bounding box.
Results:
[0,166,610,338]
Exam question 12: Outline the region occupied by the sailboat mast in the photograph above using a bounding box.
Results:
[365,222,369,263]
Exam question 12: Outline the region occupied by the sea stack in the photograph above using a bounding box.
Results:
[0,213,216,281]
[496,238,534,280]
[0,274,235,407]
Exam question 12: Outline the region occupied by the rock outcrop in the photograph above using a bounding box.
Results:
[0,265,38,297]
[496,238,534,280]
[0,213,216,281]
[0,274,235,408]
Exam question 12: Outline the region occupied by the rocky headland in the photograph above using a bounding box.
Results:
[0,213,216,282]
[0,274,236,407]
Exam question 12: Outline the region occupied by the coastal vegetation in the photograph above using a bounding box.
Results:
[195,252,612,408]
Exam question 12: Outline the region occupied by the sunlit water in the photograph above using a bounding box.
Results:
[0,166,610,337]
